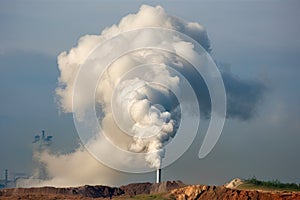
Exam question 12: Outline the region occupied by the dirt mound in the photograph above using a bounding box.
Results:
[0,181,183,199]
[150,180,185,194]
[0,185,124,198]
[120,182,152,196]
[119,180,184,196]
[170,185,300,200]
[1,180,300,199]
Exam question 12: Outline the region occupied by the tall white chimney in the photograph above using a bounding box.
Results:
[156,168,161,183]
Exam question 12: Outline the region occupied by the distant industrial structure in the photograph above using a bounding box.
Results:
[33,130,53,146]
[32,130,53,180]
[0,130,53,188]
[0,169,28,188]
[0,169,8,188]
[4,169,7,187]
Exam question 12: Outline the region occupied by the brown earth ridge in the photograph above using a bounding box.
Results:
[0,180,299,200]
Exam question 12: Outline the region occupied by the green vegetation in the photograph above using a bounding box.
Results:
[242,177,300,191]
[130,194,166,200]
[115,193,168,200]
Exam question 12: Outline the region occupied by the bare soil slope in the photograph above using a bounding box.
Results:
[1,180,299,200]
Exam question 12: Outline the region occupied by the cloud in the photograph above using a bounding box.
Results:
[23,4,265,187]
[222,71,265,120]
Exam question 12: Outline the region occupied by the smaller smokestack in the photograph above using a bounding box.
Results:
[156,168,161,183]
[42,130,45,140]
[4,169,8,187]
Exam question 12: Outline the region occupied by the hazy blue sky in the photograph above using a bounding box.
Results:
[0,0,300,185]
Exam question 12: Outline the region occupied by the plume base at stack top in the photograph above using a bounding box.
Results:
[156,168,161,183]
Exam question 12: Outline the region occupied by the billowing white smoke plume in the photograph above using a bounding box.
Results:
[23,5,212,187]
[56,4,209,112]
[113,77,178,168]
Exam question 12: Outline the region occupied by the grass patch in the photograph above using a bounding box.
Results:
[114,193,169,200]
[239,177,300,192]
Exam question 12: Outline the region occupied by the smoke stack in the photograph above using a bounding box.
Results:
[156,168,161,183]
[4,169,8,187]
[42,130,45,140]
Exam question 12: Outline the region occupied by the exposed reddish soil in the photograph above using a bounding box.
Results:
[170,185,300,200]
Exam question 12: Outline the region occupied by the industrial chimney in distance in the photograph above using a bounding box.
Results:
[4,169,8,187]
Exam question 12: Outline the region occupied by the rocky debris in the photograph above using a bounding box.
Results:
[224,178,244,189]
[169,185,300,200]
